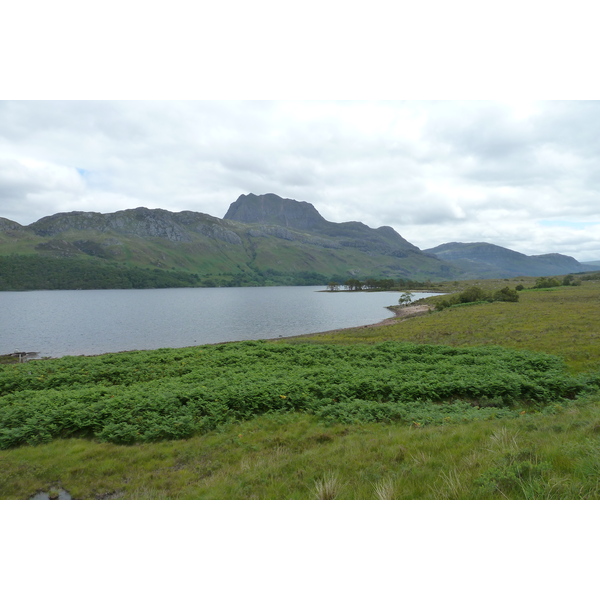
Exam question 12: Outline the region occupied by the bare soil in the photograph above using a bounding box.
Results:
[368,303,432,327]
[280,304,433,340]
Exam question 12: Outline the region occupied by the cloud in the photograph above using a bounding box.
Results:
[0,100,599,261]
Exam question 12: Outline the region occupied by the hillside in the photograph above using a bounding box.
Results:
[0,194,459,289]
[0,193,590,290]
[424,241,590,278]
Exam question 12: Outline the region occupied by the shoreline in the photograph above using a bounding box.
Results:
[276,303,433,341]
[3,300,436,361]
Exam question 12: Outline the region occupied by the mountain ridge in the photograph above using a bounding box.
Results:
[0,194,457,287]
[0,193,593,289]
[424,241,590,278]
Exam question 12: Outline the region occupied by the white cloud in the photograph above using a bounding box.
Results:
[1,100,600,261]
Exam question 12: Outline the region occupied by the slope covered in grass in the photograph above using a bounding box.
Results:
[294,281,600,373]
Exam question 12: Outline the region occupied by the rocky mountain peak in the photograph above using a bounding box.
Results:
[0,217,25,232]
[224,193,327,230]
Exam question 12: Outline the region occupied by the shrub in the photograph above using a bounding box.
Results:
[458,286,490,303]
[534,277,561,289]
[562,275,574,286]
[493,286,519,302]
[435,285,518,310]
[0,342,588,447]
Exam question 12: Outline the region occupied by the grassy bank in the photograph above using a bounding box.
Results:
[292,281,600,373]
[1,279,600,499]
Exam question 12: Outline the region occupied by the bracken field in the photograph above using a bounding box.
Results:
[2,278,600,499]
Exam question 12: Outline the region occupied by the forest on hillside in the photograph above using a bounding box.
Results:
[0,255,345,290]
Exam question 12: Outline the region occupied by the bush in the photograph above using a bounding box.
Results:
[534,277,561,289]
[0,342,588,447]
[435,285,519,310]
[493,286,519,302]
[562,275,574,286]
[458,286,490,303]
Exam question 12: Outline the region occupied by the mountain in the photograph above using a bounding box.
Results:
[224,193,328,231]
[581,260,600,268]
[0,194,459,290]
[225,193,424,257]
[0,217,25,232]
[1,193,590,291]
[424,242,591,278]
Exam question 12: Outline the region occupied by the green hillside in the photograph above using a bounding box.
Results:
[0,197,459,290]
[0,194,590,291]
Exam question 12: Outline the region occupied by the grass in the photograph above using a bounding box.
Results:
[290,281,600,373]
[2,278,600,500]
[314,471,343,500]
[0,355,19,365]
[2,395,600,499]
[373,476,397,500]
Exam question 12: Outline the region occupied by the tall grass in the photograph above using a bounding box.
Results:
[314,472,342,500]
[292,281,600,373]
[2,394,600,499]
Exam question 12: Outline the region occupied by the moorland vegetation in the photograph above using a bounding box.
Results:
[1,274,600,499]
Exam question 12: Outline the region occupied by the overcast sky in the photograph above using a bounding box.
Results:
[3,2,600,262]
[2,100,600,261]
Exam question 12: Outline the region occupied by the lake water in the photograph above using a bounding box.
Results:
[0,287,439,358]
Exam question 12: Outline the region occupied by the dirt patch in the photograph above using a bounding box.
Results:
[278,304,433,340]
[366,304,432,328]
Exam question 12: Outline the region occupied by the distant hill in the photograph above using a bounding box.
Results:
[0,194,459,290]
[1,193,591,290]
[424,242,592,278]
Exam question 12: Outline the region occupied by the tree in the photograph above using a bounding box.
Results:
[344,278,362,291]
[398,292,414,306]
[377,278,395,290]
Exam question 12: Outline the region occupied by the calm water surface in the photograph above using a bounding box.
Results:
[0,287,439,358]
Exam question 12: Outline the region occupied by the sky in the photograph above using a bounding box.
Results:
[2,99,600,261]
[2,3,600,264]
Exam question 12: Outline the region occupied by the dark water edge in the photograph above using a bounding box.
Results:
[30,488,72,500]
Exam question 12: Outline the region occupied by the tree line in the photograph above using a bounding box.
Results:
[0,255,346,290]
[0,255,200,291]
[327,277,428,291]
[435,285,520,310]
